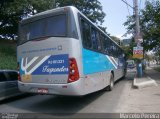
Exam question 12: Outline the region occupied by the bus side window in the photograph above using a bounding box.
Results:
[81,19,92,49]
[106,38,113,55]
[96,32,102,51]
[100,34,105,51]
[112,43,117,57]
[91,27,97,50]
[91,27,102,51]
[101,35,107,54]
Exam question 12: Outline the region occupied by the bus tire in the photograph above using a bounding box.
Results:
[108,73,114,91]
[122,69,126,79]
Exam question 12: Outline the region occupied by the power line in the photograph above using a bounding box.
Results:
[124,0,131,16]
[121,0,134,9]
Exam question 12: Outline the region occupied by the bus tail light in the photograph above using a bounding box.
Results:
[17,62,21,81]
[17,62,20,71]
[68,58,79,83]
[18,73,21,81]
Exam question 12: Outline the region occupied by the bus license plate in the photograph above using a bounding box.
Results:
[38,88,48,94]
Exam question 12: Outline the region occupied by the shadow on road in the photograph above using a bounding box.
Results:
[0,93,35,105]
[2,72,135,115]
[33,91,106,115]
[6,90,106,115]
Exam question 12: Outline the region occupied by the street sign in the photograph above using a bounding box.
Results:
[133,46,143,59]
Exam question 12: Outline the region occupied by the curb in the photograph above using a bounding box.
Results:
[133,76,158,89]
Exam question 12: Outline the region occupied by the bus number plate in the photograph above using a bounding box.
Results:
[38,88,48,94]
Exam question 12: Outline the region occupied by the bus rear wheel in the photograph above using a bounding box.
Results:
[108,73,114,91]
[103,73,114,91]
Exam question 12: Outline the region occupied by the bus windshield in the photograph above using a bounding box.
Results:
[19,14,66,45]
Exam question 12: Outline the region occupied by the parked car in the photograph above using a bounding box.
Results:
[127,60,135,69]
[0,70,23,101]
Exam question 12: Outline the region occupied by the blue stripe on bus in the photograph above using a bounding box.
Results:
[82,48,115,75]
[20,60,25,75]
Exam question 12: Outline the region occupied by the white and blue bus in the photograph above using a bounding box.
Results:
[17,6,126,96]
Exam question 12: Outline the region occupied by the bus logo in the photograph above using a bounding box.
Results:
[20,54,69,75]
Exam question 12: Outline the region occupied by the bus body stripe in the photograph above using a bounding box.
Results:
[82,48,117,75]
[106,56,118,69]
[21,56,50,74]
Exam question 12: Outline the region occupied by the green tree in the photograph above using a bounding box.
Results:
[121,38,136,59]
[110,36,121,45]
[0,0,107,40]
[124,0,160,57]
[0,0,55,40]
[141,0,160,54]
[57,0,106,26]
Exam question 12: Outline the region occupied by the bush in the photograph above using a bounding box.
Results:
[154,67,160,72]
[0,40,17,70]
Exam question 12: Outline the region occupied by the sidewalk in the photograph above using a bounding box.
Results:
[133,67,158,89]
[117,67,160,113]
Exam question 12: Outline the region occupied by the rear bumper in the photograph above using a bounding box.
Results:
[18,79,85,96]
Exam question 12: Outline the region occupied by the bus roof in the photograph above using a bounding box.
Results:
[20,6,75,24]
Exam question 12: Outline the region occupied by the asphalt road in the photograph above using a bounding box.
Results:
[0,70,136,117]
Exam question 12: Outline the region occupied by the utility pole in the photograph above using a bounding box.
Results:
[133,0,143,77]
[133,0,140,43]
[121,0,143,77]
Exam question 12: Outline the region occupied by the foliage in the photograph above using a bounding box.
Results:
[155,67,160,72]
[98,26,107,33]
[145,53,154,61]
[0,0,106,40]
[57,0,106,25]
[0,40,17,69]
[0,0,55,40]
[141,1,160,54]
[124,0,160,58]
[110,36,121,45]
[120,38,136,59]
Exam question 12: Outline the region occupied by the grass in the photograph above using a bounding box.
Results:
[154,66,160,72]
[0,40,17,70]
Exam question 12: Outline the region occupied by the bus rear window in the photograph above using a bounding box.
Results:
[19,14,66,44]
